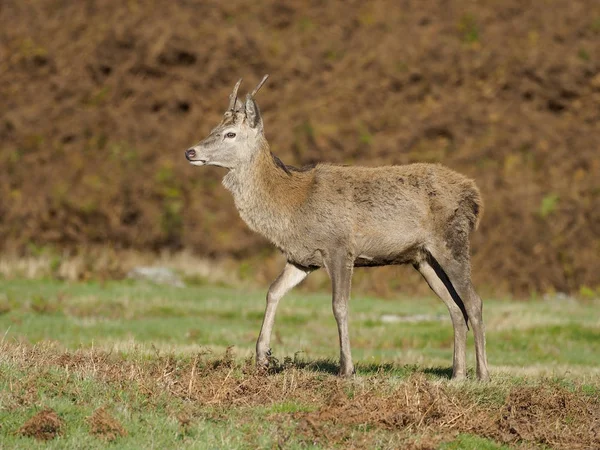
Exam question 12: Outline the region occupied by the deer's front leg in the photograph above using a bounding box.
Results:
[256,263,310,368]
[327,252,355,377]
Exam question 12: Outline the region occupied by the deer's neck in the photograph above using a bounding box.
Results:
[222,144,313,250]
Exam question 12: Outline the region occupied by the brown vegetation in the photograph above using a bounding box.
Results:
[17,408,64,441]
[4,342,599,449]
[498,385,600,448]
[1,0,599,295]
[87,407,127,441]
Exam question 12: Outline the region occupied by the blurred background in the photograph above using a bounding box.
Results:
[1,0,599,298]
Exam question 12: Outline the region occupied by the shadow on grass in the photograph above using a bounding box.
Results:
[276,357,454,380]
[422,366,454,379]
[293,359,339,375]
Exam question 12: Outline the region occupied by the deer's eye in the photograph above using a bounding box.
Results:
[225,132,236,139]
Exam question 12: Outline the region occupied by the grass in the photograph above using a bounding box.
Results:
[0,279,599,449]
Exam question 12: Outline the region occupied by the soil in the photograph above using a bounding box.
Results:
[1,0,599,295]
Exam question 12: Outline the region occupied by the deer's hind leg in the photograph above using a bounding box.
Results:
[415,260,468,380]
[425,249,490,381]
[446,268,489,381]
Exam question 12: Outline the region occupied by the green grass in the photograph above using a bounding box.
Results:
[0,279,599,448]
[2,279,598,372]
[440,433,511,450]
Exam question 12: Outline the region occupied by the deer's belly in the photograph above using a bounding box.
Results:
[354,251,420,267]
[278,244,323,270]
[354,232,425,267]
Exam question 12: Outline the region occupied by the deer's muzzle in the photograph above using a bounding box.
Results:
[185,148,196,160]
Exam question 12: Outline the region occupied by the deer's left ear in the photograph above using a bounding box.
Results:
[245,94,262,130]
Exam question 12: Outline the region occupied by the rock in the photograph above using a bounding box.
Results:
[542,292,577,304]
[127,267,185,287]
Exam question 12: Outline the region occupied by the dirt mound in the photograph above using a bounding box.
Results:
[17,408,64,441]
[298,379,600,449]
[498,384,600,448]
[1,0,599,295]
[296,373,491,446]
[87,407,127,441]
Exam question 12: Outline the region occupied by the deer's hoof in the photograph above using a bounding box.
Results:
[477,372,490,382]
[256,348,272,369]
[338,366,355,378]
[256,358,268,368]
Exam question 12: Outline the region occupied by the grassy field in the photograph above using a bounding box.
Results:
[0,278,599,449]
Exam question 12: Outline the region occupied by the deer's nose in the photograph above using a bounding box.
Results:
[185,148,196,160]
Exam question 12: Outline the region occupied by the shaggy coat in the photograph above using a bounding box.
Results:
[186,76,489,380]
[223,143,482,271]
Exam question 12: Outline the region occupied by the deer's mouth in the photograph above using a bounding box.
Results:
[185,149,207,166]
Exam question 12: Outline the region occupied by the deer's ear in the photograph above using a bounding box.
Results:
[233,98,244,112]
[245,95,262,130]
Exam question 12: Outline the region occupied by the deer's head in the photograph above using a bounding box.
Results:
[185,75,269,169]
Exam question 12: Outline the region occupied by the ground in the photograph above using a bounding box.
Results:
[1,279,598,449]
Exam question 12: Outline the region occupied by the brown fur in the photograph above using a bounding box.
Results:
[186,77,489,380]
[223,144,482,271]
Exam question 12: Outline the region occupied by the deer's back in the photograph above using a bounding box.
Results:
[309,162,479,218]
[291,162,481,266]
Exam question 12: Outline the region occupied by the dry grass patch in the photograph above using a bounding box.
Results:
[2,341,599,449]
[17,408,64,441]
[497,385,600,448]
[87,407,127,441]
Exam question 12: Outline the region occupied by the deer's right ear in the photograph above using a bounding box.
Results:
[245,95,262,130]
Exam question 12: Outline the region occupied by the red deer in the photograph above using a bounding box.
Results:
[185,75,489,380]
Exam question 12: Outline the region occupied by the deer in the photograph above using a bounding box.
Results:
[185,75,490,381]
